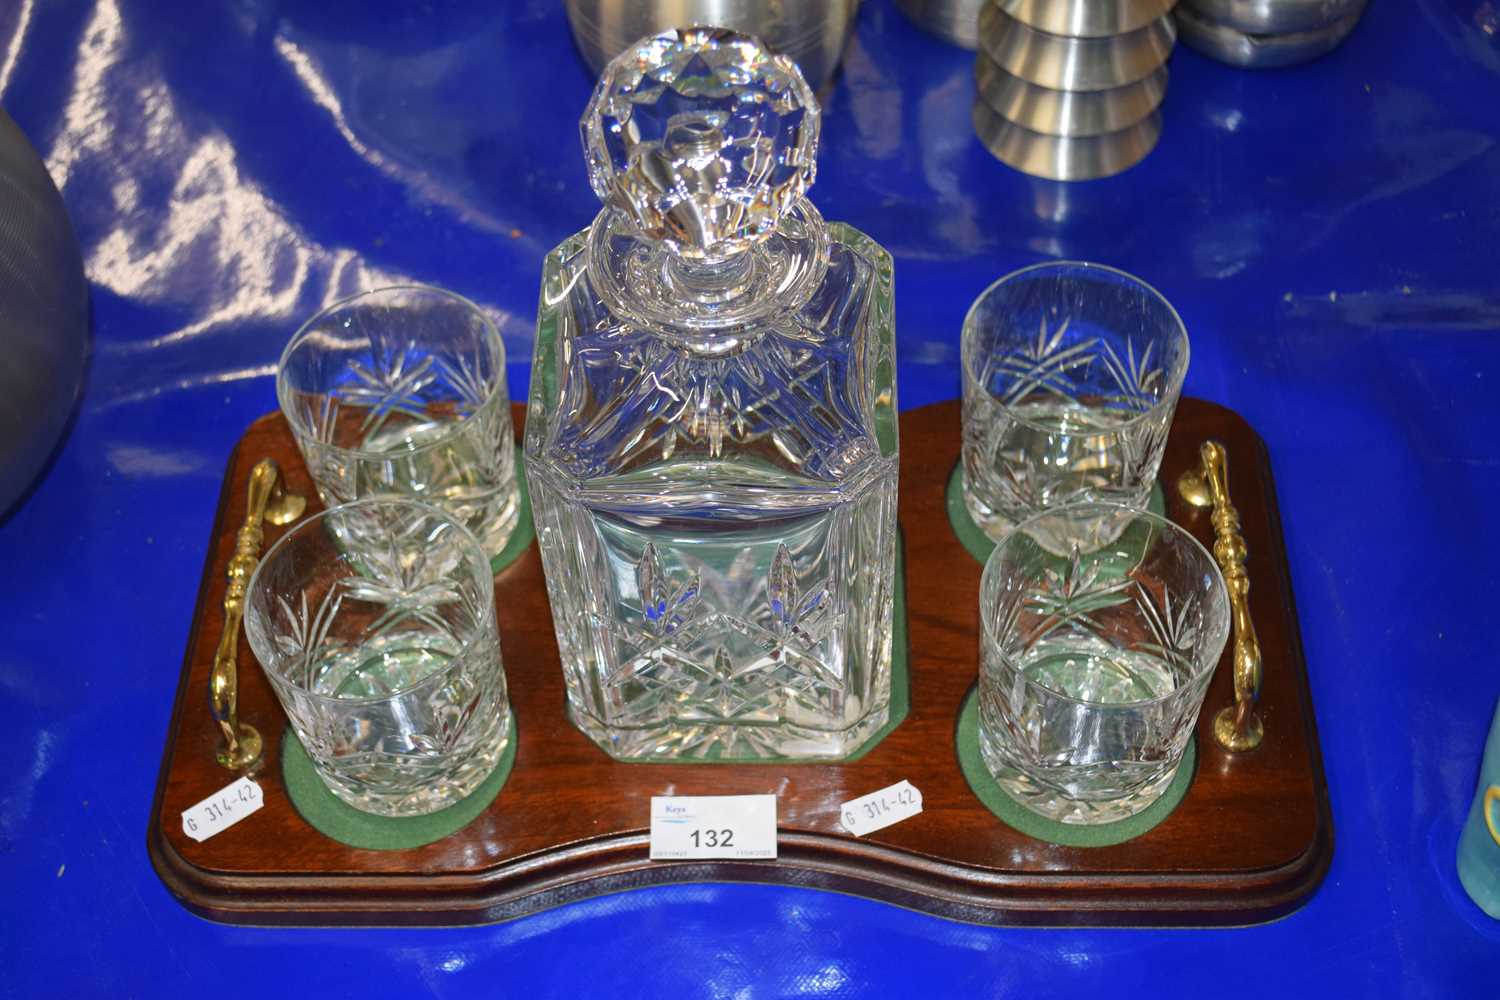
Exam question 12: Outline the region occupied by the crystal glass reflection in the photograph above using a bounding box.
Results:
[244,499,512,817]
[961,261,1188,552]
[977,503,1229,824]
[277,285,519,559]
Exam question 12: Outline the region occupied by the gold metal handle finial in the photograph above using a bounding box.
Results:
[1178,440,1264,753]
[210,458,306,770]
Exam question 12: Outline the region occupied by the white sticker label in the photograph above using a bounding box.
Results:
[840,780,923,837]
[181,777,263,843]
[649,794,777,860]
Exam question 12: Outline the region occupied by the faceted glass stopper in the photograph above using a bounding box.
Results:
[581,26,820,258]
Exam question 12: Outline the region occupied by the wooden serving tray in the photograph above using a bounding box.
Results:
[148,399,1331,926]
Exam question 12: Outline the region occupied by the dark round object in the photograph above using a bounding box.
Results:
[0,109,87,518]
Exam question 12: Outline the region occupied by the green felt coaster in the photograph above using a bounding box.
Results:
[593,543,911,764]
[281,716,517,851]
[489,449,535,575]
[944,464,1168,566]
[954,685,1196,848]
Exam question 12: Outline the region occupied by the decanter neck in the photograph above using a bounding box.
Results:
[662,249,757,307]
[585,199,831,357]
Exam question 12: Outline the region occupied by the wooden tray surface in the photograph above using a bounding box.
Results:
[147,398,1332,926]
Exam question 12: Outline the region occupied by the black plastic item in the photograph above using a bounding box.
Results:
[0,109,87,518]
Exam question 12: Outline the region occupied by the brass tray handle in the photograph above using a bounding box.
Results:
[210,458,305,769]
[1178,440,1264,753]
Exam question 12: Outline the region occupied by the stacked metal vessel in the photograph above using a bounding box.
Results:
[1175,0,1369,68]
[971,0,1178,181]
[894,0,985,49]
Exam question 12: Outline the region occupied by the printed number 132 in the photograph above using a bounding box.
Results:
[690,828,733,849]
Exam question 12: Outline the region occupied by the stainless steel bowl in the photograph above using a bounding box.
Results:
[1181,0,1365,35]
[972,98,1162,180]
[895,0,983,49]
[978,4,1176,92]
[997,0,1177,39]
[975,55,1167,137]
[1175,3,1363,67]
[565,0,861,91]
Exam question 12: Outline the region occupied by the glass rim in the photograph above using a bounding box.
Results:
[978,500,1229,709]
[276,284,508,461]
[960,260,1190,435]
[246,496,497,706]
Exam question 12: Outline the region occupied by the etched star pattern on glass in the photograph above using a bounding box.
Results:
[977,503,1230,824]
[961,262,1188,553]
[245,500,512,818]
[277,285,520,560]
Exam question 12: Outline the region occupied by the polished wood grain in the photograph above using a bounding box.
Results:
[147,399,1331,926]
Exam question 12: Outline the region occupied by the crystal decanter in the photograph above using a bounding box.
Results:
[525,27,898,760]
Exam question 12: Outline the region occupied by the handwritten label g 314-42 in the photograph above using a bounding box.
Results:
[840,780,923,837]
[181,777,263,843]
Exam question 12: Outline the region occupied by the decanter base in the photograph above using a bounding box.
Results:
[565,702,895,764]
